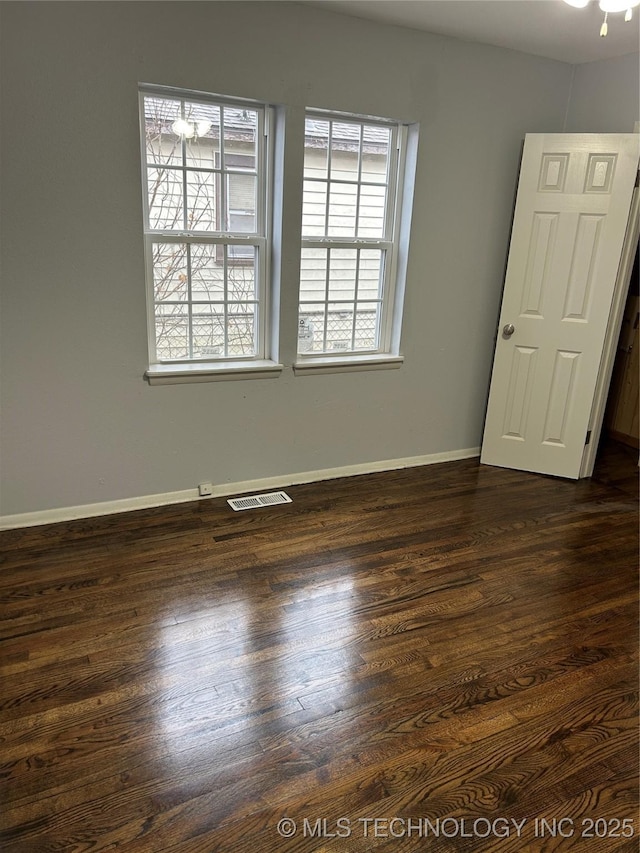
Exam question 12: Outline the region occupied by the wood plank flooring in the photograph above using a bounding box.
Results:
[1,441,638,852]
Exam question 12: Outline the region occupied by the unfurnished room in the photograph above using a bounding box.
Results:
[0,1,639,851]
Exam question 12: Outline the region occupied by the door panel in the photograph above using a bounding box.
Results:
[481,134,639,479]
[503,345,538,441]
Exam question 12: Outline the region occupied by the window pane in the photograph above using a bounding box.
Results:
[357,184,386,238]
[361,125,390,184]
[354,303,380,350]
[300,248,328,302]
[228,304,257,356]
[147,167,184,230]
[191,244,224,300]
[304,118,329,179]
[152,243,188,302]
[185,102,220,168]
[144,97,182,167]
[223,107,257,171]
[302,180,327,236]
[330,122,360,181]
[155,305,188,360]
[226,173,256,233]
[298,305,326,353]
[192,304,225,358]
[328,249,357,300]
[228,211,254,234]
[358,249,383,299]
[326,303,354,352]
[328,182,357,237]
[227,251,257,300]
[228,234,255,261]
[186,171,216,231]
[331,150,360,183]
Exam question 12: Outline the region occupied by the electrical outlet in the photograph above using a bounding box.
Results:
[198,482,213,497]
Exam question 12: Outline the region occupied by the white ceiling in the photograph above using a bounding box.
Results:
[303,0,640,64]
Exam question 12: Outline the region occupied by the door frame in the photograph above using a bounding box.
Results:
[580,180,640,477]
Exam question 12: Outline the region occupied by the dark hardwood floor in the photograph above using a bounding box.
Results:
[1,440,638,852]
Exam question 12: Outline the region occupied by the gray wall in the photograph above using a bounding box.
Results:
[565,52,639,133]
[0,1,577,516]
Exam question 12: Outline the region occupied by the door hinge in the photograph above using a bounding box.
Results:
[585,430,592,445]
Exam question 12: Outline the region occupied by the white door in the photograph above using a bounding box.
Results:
[481,133,639,479]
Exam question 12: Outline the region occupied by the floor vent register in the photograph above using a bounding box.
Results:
[227,491,292,511]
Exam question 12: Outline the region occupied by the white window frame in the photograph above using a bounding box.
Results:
[294,109,415,374]
[139,84,281,384]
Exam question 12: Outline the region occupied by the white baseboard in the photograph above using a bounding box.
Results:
[0,447,480,530]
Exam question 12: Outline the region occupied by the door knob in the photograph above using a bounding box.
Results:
[503,323,515,337]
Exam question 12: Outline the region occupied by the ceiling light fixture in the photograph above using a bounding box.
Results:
[562,0,640,36]
[599,0,638,11]
[171,118,212,139]
[171,118,195,138]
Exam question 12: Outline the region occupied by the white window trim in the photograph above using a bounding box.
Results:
[145,359,283,385]
[139,84,282,383]
[292,353,404,375]
[294,110,416,374]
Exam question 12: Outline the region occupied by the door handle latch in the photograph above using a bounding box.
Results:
[503,323,515,337]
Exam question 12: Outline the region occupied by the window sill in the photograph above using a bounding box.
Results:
[145,359,284,385]
[293,354,404,376]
